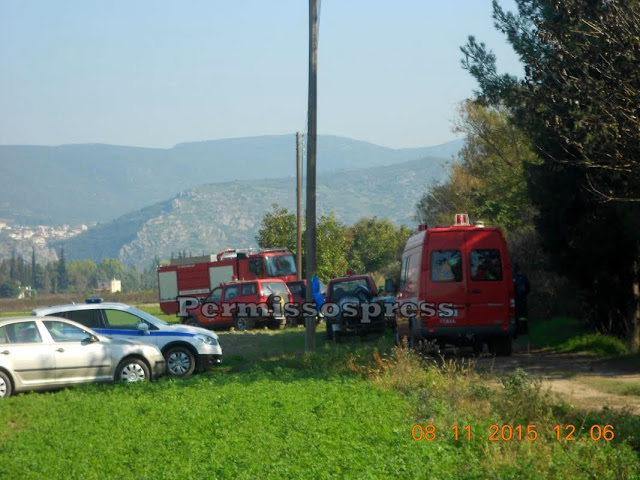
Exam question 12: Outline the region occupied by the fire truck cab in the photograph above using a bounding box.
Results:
[157,248,297,316]
[395,214,516,356]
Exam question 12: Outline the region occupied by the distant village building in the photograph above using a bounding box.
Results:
[17,285,33,299]
[96,278,122,293]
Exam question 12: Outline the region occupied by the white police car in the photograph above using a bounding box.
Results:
[32,300,222,377]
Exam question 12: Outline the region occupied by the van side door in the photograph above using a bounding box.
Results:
[426,232,468,328]
[465,230,510,329]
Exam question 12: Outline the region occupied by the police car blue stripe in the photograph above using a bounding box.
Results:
[94,329,195,337]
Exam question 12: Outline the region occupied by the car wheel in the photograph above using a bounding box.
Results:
[284,317,297,328]
[269,319,286,330]
[183,315,200,327]
[233,316,254,332]
[325,321,334,341]
[116,358,150,382]
[165,346,196,376]
[0,371,12,398]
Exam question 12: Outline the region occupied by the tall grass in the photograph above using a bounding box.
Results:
[527,317,630,357]
[348,347,640,479]
[556,334,629,356]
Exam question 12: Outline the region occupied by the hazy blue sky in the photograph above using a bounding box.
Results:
[0,1,522,149]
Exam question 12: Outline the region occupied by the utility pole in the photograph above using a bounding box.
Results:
[296,132,303,281]
[305,0,318,352]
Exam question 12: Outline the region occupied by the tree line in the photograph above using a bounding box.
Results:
[418,0,639,350]
[0,247,159,297]
[259,1,639,350]
[256,207,411,283]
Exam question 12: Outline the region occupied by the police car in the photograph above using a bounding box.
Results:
[32,300,222,376]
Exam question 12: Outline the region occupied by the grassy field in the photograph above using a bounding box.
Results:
[1,326,639,480]
[2,298,639,478]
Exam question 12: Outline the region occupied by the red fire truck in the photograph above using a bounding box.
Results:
[157,248,298,315]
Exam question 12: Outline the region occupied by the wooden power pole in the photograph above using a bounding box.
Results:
[305,0,318,352]
[296,132,303,280]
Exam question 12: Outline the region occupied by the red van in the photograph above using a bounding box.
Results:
[395,214,516,355]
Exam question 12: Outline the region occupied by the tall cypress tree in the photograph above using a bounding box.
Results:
[461,0,640,349]
[57,246,69,291]
[9,252,16,281]
[31,247,37,287]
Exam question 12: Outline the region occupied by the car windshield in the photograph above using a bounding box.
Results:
[126,306,169,326]
[260,281,289,297]
[287,281,304,297]
[264,255,296,276]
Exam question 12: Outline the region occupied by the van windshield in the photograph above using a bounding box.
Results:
[264,255,296,276]
[431,250,462,282]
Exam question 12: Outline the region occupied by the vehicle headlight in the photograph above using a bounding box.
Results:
[195,334,218,346]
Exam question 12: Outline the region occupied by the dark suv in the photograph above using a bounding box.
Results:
[184,279,292,331]
[324,274,393,341]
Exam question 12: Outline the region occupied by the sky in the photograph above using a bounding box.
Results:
[0,0,522,149]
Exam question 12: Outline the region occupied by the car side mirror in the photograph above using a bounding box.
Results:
[137,323,150,335]
[84,334,99,344]
[385,279,395,293]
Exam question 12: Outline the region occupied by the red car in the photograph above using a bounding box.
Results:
[183,279,292,331]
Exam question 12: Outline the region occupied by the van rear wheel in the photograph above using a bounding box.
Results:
[408,318,421,351]
[489,337,512,356]
[472,341,484,356]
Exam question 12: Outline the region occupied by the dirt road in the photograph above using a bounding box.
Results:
[474,348,640,414]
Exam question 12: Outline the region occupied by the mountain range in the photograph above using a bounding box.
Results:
[60,155,450,268]
[0,135,462,225]
[0,135,462,266]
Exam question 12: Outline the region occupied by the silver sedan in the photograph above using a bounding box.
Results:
[0,316,166,398]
